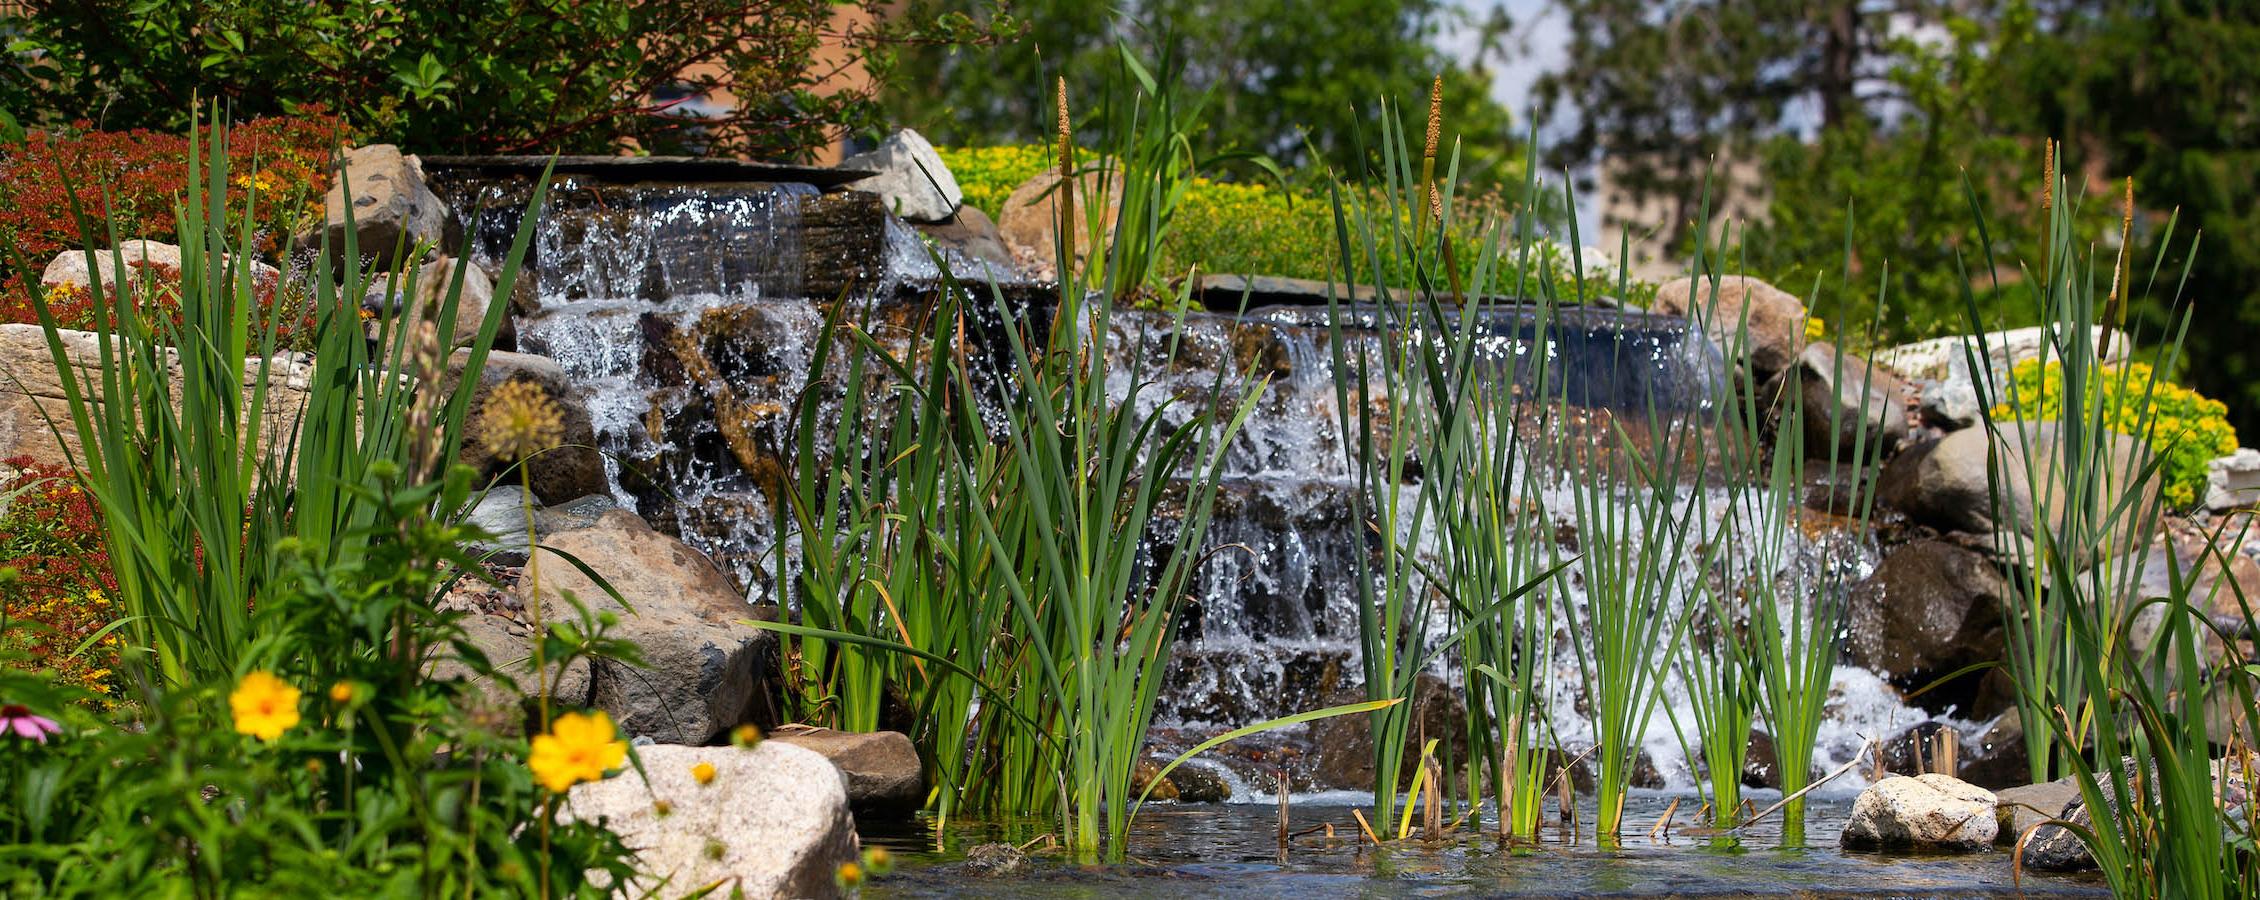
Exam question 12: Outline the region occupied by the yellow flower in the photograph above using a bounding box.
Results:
[529,710,627,793]
[835,861,865,889]
[691,761,717,785]
[230,671,302,741]
[328,681,357,705]
[731,724,764,748]
[476,379,566,463]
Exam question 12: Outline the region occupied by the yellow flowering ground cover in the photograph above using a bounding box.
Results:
[1993,358,2238,508]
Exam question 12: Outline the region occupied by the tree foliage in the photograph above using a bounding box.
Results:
[0,0,1006,159]
[883,0,1527,184]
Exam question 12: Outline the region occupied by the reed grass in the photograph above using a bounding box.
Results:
[1963,149,2259,896]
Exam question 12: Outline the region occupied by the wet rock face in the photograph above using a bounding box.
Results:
[1840,773,1999,852]
[1305,676,1467,792]
[1847,540,2007,708]
[560,742,856,899]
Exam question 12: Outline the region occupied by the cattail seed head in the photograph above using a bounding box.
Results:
[1424,75,1444,162]
[2041,141,2055,213]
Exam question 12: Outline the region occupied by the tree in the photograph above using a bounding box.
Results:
[1534,0,1907,253]
[2015,1,2260,436]
[882,0,1526,184]
[0,0,1006,159]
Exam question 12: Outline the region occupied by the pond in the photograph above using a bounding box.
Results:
[862,793,2109,898]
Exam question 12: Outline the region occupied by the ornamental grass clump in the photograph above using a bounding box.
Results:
[0,112,645,897]
[1968,143,2258,896]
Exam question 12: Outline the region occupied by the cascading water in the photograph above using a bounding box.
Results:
[432,166,1977,800]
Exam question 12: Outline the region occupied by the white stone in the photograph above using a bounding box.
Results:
[841,129,962,223]
[2205,448,2260,511]
[1874,325,2126,384]
[40,240,184,287]
[560,742,856,899]
[1841,773,1999,852]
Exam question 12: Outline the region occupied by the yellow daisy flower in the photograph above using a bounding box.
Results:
[529,710,628,793]
[230,671,302,741]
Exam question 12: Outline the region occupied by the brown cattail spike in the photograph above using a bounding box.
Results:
[1424,75,1444,161]
[1054,77,1075,279]
[2042,141,2055,213]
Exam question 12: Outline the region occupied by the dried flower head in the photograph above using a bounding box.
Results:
[230,671,302,742]
[477,379,566,463]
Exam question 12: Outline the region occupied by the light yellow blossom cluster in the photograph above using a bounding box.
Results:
[1993,358,2238,508]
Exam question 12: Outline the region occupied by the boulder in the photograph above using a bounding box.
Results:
[962,843,1032,877]
[765,725,923,814]
[450,349,608,505]
[300,144,460,268]
[839,129,962,223]
[1995,776,2081,846]
[0,324,310,469]
[41,241,182,287]
[1959,709,2030,789]
[1840,773,1998,852]
[1307,675,1464,790]
[996,167,1122,274]
[365,256,514,352]
[2119,525,2260,665]
[559,742,856,899]
[1877,423,2161,550]
[424,610,594,736]
[1880,326,2130,433]
[913,205,1016,273]
[522,509,771,744]
[2207,448,2260,511]
[1875,325,2126,383]
[1650,275,1807,376]
[1772,341,1909,458]
[1847,540,2007,697]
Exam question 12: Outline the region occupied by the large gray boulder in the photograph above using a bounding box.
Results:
[1840,773,1999,852]
[424,610,595,736]
[301,144,460,266]
[0,324,310,469]
[559,742,856,899]
[522,509,772,744]
[840,128,961,223]
[1651,275,1807,376]
[2207,448,2260,511]
[1878,423,2161,548]
[41,240,183,287]
[365,256,511,351]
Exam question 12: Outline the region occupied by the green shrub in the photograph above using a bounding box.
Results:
[1993,358,2239,509]
[941,144,1653,306]
[1,1,1008,158]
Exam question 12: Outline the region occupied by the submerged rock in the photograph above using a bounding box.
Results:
[962,842,1032,877]
[559,742,856,899]
[766,725,923,814]
[1840,773,1999,852]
